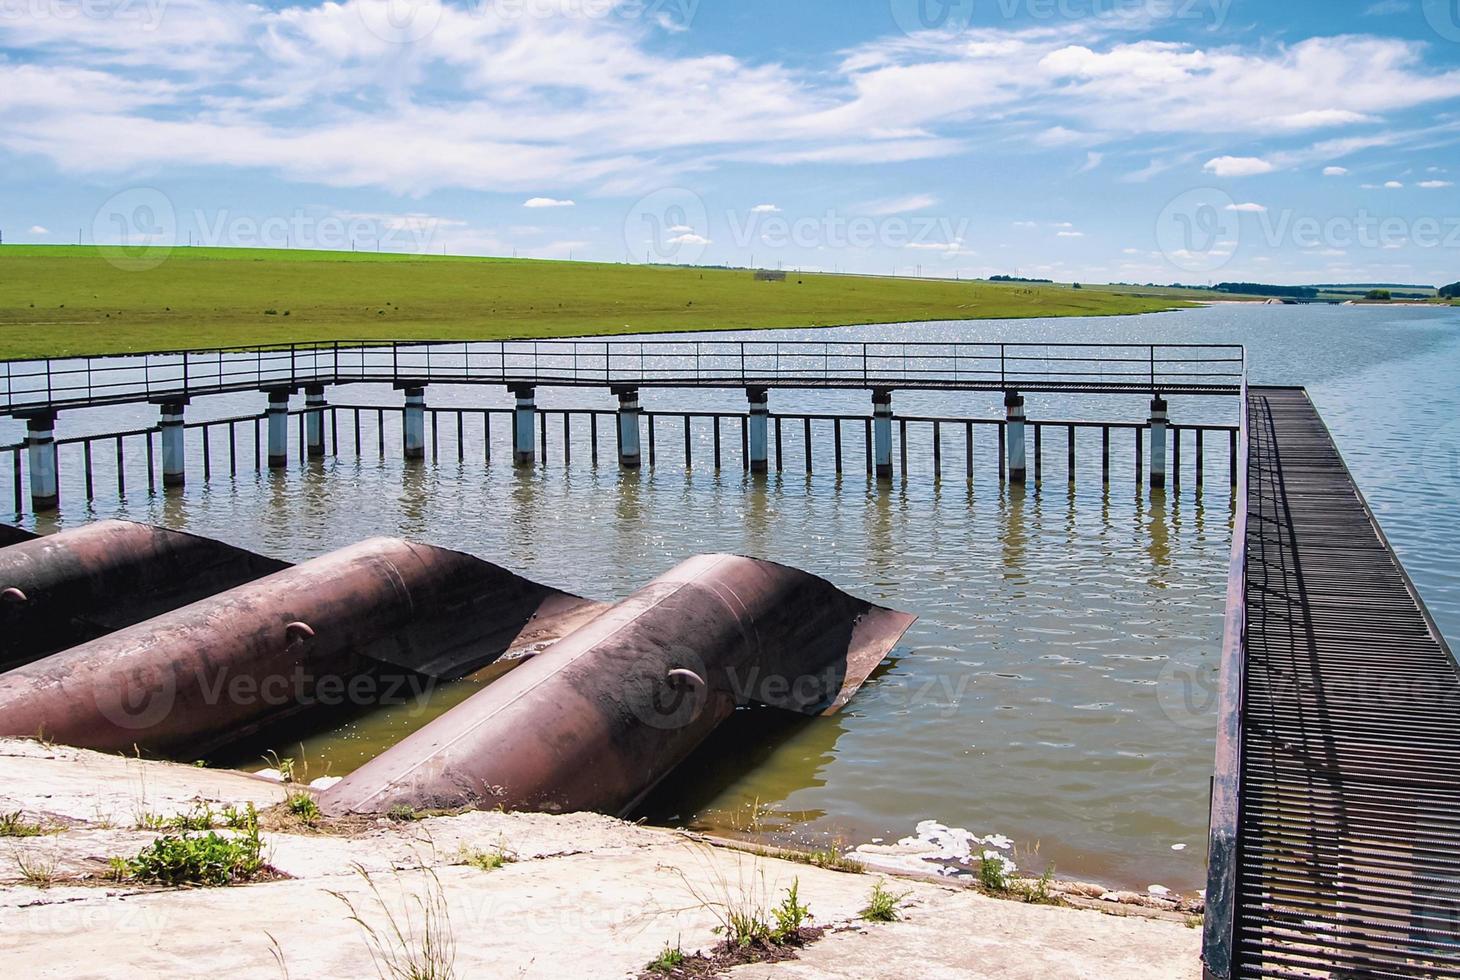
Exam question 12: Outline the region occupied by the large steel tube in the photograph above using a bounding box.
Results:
[0,523,37,548]
[0,520,287,671]
[321,554,916,819]
[0,538,603,754]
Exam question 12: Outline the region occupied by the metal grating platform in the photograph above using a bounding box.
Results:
[1217,387,1460,978]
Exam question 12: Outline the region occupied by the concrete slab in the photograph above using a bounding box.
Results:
[0,739,1202,979]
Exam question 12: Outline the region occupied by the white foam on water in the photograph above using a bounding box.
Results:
[853,820,1018,879]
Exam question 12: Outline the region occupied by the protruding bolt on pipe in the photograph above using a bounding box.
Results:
[402,386,427,461]
[871,389,894,481]
[304,384,327,459]
[511,385,536,466]
[285,620,316,650]
[266,390,290,469]
[1004,392,1027,485]
[746,386,770,474]
[25,415,58,511]
[159,402,186,489]
[616,387,642,469]
[1149,395,1169,490]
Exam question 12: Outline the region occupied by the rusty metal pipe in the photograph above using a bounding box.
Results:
[0,521,287,672]
[0,538,603,755]
[321,554,916,818]
[0,523,37,549]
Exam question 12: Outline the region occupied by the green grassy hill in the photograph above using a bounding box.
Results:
[0,245,1198,360]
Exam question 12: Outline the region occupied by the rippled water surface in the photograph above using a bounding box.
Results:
[6,303,1458,893]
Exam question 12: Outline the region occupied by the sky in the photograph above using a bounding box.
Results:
[2,0,1459,286]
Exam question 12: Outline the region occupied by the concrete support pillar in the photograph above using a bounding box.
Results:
[746,387,769,474]
[511,385,536,466]
[160,401,186,488]
[25,415,58,512]
[872,389,894,480]
[1005,392,1027,485]
[266,390,290,469]
[305,384,327,458]
[403,386,426,461]
[1149,395,1168,490]
[616,387,642,469]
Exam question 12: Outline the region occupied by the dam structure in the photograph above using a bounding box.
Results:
[4,336,1458,974]
[2,339,1245,511]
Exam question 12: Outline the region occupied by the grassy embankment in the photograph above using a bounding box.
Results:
[0,245,1203,360]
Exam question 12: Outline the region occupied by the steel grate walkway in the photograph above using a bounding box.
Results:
[1216,387,1460,978]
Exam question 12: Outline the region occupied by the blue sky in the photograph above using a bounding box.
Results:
[3,0,1459,285]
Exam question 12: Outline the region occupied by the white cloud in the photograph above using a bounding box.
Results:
[1056,230,1085,237]
[1077,151,1103,173]
[1204,156,1275,177]
[1419,179,1454,188]
[1385,180,1404,188]
[1225,202,1267,212]
[668,232,710,246]
[6,9,1460,203]
[861,194,939,215]
[29,225,48,234]
[750,204,781,213]
[1364,0,1410,13]
[523,197,575,208]
[1012,221,1039,228]
[1323,166,1350,176]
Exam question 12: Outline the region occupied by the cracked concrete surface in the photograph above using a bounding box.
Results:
[0,739,1202,979]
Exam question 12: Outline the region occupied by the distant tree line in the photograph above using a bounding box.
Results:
[1214,282,1319,299]
[989,275,1054,283]
[1441,282,1460,299]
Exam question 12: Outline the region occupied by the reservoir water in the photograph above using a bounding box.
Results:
[5,302,1457,893]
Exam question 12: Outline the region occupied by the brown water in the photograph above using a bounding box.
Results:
[8,303,1459,893]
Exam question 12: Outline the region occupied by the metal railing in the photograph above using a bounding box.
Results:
[6,399,1242,518]
[1202,372,1251,979]
[2,340,1246,414]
